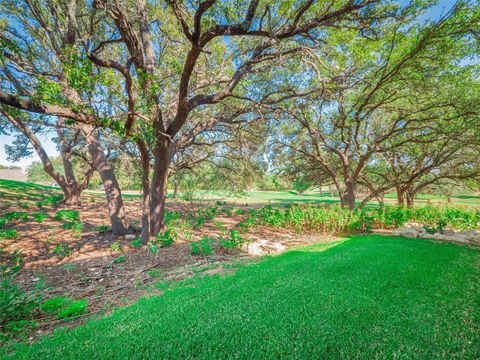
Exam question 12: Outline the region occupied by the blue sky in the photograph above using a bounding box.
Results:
[0,0,462,170]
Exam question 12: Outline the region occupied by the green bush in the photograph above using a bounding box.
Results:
[156,228,176,248]
[113,255,126,264]
[95,225,110,233]
[241,204,480,234]
[0,229,18,240]
[36,195,63,208]
[1,253,43,341]
[110,242,123,252]
[31,211,48,222]
[191,236,214,256]
[219,230,246,251]
[4,212,29,221]
[40,297,71,314]
[53,243,73,257]
[57,299,88,320]
[130,238,143,248]
[55,210,79,222]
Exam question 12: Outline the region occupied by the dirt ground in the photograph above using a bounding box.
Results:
[1,195,342,341]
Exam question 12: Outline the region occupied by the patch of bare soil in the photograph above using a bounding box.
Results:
[1,197,342,342]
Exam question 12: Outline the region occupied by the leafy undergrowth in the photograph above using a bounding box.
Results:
[3,235,479,359]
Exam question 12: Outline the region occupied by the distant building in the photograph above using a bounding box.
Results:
[0,168,28,182]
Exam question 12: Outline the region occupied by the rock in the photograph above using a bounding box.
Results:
[461,230,477,236]
[125,234,136,241]
[434,234,468,243]
[393,227,410,236]
[440,229,455,236]
[246,240,286,256]
[419,233,436,239]
[401,229,419,238]
[466,235,480,244]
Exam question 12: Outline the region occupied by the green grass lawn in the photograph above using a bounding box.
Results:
[2,179,479,208]
[0,179,61,210]
[4,235,479,359]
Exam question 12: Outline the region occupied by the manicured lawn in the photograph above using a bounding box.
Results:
[4,235,479,359]
[0,179,61,209]
[2,179,479,208]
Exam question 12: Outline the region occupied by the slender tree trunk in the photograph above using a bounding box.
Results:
[56,125,82,206]
[329,185,334,197]
[79,124,129,234]
[396,185,405,207]
[406,191,415,208]
[149,139,172,235]
[344,181,356,209]
[377,193,385,208]
[172,181,178,199]
[138,139,151,242]
[1,110,89,206]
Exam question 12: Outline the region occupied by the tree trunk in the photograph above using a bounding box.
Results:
[396,185,405,207]
[56,125,82,206]
[343,181,356,209]
[149,139,172,235]
[63,187,81,206]
[138,139,151,243]
[79,124,129,234]
[377,193,385,208]
[406,191,415,208]
[172,181,178,199]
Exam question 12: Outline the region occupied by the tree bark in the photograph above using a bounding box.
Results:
[149,138,172,235]
[396,185,405,207]
[342,181,356,209]
[406,190,415,208]
[79,124,129,234]
[172,181,179,199]
[138,139,151,242]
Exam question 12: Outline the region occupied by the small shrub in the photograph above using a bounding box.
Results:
[191,235,214,256]
[113,255,126,264]
[57,299,88,320]
[219,230,246,251]
[0,229,18,240]
[19,202,30,209]
[155,228,176,248]
[36,195,63,208]
[424,218,448,235]
[53,243,73,257]
[40,297,71,314]
[55,210,80,222]
[213,220,227,234]
[4,211,29,221]
[31,211,48,222]
[148,269,162,279]
[196,216,205,229]
[1,253,43,340]
[130,238,143,248]
[110,242,123,252]
[72,222,84,238]
[234,208,245,215]
[95,225,110,233]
